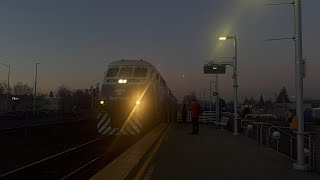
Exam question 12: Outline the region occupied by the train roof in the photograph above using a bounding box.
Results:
[108,59,155,68]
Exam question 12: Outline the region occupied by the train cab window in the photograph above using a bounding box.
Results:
[106,68,119,77]
[133,68,147,77]
[119,67,133,77]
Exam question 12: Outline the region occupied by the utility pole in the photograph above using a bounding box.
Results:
[91,80,96,111]
[34,63,39,115]
[293,0,307,170]
[7,65,10,112]
[91,85,94,111]
[266,1,307,168]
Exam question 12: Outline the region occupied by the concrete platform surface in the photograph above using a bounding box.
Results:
[150,124,319,180]
[91,123,168,180]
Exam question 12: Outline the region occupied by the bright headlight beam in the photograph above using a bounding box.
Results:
[136,100,141,105]
[118,79,127,84]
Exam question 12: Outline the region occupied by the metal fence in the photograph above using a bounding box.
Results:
[177,111,217,123]
[241,119,317,169]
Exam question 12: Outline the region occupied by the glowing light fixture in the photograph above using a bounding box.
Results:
[136,100,141,105]
[118,79,127,84]
[219,35,235,41]
[100,100,105,105]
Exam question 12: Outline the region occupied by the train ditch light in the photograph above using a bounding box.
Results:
[100,100,105,105]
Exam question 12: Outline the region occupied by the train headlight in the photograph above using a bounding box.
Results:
[118,79,127,84]
[136,100,141,105]
[100,100,105,105]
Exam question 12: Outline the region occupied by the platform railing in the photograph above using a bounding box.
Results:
[241,119,317,169]
[177,111,216,123]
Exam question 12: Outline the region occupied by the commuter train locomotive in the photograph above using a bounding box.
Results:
[96,59,178,135]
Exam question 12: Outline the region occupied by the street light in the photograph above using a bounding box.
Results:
[0,63,10,112]
[34,62,40,114]
[219,35,239,135]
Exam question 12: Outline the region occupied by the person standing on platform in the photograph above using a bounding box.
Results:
[190,98,201,134]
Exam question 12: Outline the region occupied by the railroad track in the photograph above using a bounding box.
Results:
[0,118,87,132]
[0,118,98,176]
[0,134,141,180]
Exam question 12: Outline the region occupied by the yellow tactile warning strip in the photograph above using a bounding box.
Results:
[133,123,173,180]
[90,123,169,180]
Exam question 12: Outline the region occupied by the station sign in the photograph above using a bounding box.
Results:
[12,97,19,101]
[203,64,226,74]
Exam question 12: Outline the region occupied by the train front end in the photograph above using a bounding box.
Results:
[96,61,152,136]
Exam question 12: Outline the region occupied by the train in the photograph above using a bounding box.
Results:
[96,59,179,135]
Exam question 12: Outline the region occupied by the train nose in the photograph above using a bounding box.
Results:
[96,111,142,136]
[96,112,115,135]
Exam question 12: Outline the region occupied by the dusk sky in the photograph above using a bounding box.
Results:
[0,0,319,102]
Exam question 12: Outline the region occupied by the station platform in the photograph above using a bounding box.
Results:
[148,124,319,180]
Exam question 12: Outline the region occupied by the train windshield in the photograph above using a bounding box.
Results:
[119,67,133,77]
[133,68,147,77]
[106,68,119,77]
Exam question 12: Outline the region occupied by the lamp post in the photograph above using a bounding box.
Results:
[216,74,219,122]
[219,35,239,135]
[0,63,10,112]
[34,63,40,114]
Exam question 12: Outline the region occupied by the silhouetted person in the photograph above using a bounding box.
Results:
[190,98,201,134]
[182,104,187,123]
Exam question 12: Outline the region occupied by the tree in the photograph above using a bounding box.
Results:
[264,98,273,112]
[258,94,265,107]
[49,91,54,97]
[0,80,11,94]
[227,101,234,107]
[56,85,73,112]
[56,85,72,98]
[95,83,100,99]
[0,81,6,94]
[219,98,226,108]
[12,82,33,96]
[276,87,291,103]
[249,97,256,105]
[243,98,249,105]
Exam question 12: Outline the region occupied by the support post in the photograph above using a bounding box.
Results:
[293,0,307,170]
[233,36,239,135]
